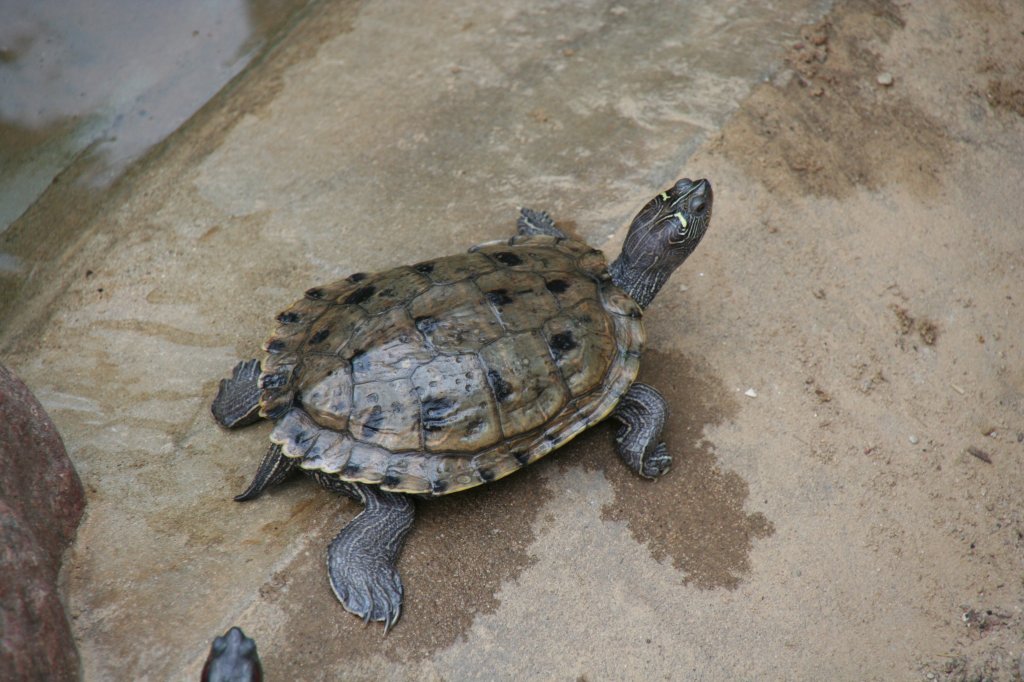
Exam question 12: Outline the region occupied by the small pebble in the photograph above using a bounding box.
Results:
[876,72,894,86]
[744,388,758,398]
[909,434,919,445]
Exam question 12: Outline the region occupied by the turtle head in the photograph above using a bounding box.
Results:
[609,178,713,309]
[201,627,262,682]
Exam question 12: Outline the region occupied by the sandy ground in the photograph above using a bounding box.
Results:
[1,0,1023,680]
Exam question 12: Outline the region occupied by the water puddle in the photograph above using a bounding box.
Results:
[0,0,312,233]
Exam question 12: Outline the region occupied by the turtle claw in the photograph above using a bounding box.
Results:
[641,442,672,479]
[326,486,413,633]
[329,556,404,632]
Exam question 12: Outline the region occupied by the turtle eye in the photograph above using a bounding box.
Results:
[690,196,706,214]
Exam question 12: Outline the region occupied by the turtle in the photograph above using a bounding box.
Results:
[211,177,713,630]
[201,627,262,682]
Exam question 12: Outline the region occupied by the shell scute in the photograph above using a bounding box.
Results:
[473,240,578,273]
[408,281,503,352]
[478,332,570,436]
[356,267,432,316]
[542,302,618,397]
[379,455,432,495]
[575,248,609,277]
[418,252,495,284]
[475,269,559,333]
[301,361,353,431]
[344,442,391,484]
[542,271,599,310]
[411,353,503,453]
[297,305,367,356]
[344,307,433,383]
[351,378,421,452]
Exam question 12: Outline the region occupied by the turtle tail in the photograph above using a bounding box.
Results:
[235,443,296,501]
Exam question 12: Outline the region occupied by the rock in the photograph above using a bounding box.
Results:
[876,71,894,86]
[0,363,86,681]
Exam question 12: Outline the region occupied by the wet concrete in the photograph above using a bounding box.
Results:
[0,0,312,229]
[0,0,313,324]
[12,0,1023,679]
[584,349,773,590]
[0,1,830,676]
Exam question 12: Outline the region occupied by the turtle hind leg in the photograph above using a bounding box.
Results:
[516,207,567,238]
[318,478,415,632]
[234,443,296,501]
[611,382,672,479]
[212,359,263,428]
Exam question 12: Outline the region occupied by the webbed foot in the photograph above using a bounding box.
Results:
[326,484,415,632]
[516,207,567,238]
[641,441,672,478]
[612,383,672,479]
[212,359,263,428]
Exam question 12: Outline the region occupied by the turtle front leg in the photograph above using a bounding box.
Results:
[516,207,567,238]
[611,383,672,479]
[317,477,415,631]
[212,359,263,428]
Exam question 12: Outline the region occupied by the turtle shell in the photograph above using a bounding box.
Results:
[258,234,644,496]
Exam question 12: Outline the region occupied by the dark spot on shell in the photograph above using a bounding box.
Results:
[477,467,496,482]
[486,370,513,402]
[350,350,371,375]
[485,289,514,306]
[341,463,361,477]
[544,433,557,442]
[430,479,449,495]
[260,373,288,389]
[415,316,438,334]
[382,474,401,488]
[361,405,384,438]
[277,311,301,324]
[305,287,326,300]
[512,450,530,465]
[309,328,330,344]
[345,285,377,305]
[422,397,457,431]
[414,262,435,274]
[545,279,569,294]
[347,272,368,282]
[549,331,578,357]
[493,251,523,266]
[266,339,287,354]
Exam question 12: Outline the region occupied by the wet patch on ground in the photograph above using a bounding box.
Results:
[167,346,770,677]
[573,349,773,589]
[0,0,364,331]
[710,0,950,199]
[264,458,553,671]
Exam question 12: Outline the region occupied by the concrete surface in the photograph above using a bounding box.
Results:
[1,0,1023,679]
[0,0,311,234]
